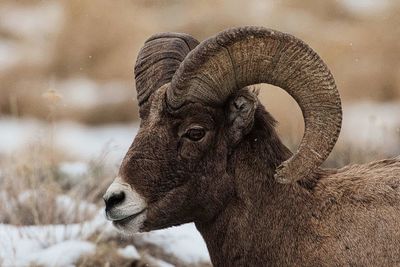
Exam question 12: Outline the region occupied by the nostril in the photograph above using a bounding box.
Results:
[105,191,125,211]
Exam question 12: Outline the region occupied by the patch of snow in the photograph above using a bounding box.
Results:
[56,195,98,219]
[1,195,210,266]
[341,101,400,154]
[0,117,138,164]
[118,245,140,260]
[0,210,210,266]
[17,190,36,203]
[59,161,89,177]
[139,223,210,264]
[22,240,95,267]
[55,121,138,163]
[0,117,45,155]
[0,210,112,266]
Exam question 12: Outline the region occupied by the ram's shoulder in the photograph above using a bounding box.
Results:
[336,157,400,179]
[314,157,400,204]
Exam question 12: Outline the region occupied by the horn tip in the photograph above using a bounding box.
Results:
[274,160,313,184]
[274,162,296,184]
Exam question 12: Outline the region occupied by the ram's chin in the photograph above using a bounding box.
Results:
[112,212,147,235]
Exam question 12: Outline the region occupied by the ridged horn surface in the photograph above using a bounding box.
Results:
[134,32,199,117]
[167,26,342,184]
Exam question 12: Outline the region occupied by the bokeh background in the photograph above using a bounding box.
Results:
[0,0,399,266]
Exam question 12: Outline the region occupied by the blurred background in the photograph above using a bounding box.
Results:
[0,0,399,266]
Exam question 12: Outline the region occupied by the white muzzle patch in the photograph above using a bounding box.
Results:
[103,177,147,234]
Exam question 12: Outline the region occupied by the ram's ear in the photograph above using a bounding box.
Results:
[226,88,258,145]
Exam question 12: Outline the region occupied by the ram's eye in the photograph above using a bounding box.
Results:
[185,126,206,141]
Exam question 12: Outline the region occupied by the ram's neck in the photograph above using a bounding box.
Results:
[196,107,311,266]
[229,106,293,189]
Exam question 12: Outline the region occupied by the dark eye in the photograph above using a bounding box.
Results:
[185,126,206,141]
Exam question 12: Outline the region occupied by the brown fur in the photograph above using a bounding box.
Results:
[119,87,400,266]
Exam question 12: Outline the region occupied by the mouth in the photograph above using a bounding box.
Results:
[112,208,147,226]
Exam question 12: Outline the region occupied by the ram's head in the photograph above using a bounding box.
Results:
[103,27,342,234]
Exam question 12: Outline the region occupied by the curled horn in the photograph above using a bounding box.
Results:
[134,32,199,118]
[167,26,342,184]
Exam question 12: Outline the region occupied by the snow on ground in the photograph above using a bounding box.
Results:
[59,161,89,177]
[341,101,400,154]
[0,213,209,266]
[0,209,109,266]
[55,121,138,163]
[0,193,110,266]
[56,194,98,219]
[0,193,209,266]
[138,223,210,264]
[0,117,138,165]
[18,240,95,267]
[118,245,140,260]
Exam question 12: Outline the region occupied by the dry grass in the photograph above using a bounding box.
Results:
[0,143,112,225]
[0,65,139,125]
[77,240,135,267]
[78,234,211,267]
[0,90,113,225]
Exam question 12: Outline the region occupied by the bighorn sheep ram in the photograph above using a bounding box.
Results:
[104,26,400,266]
